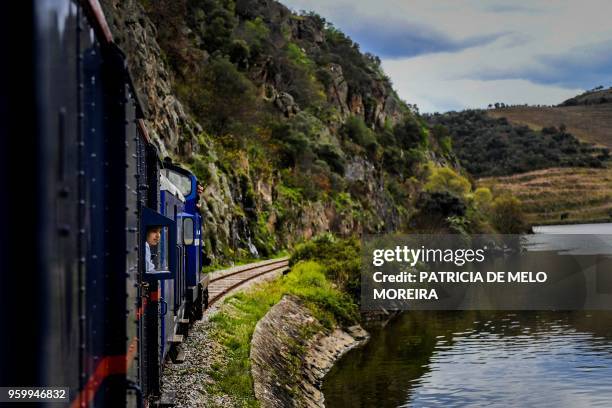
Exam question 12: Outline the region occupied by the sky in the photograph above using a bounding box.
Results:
[280,0,612,113]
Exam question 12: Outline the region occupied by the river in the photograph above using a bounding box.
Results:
[323,223,612,407]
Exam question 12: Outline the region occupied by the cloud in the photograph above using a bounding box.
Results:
[464,40,612,89]
[480,3,545,14]
[341,20,510,58]
[383,53,582,113]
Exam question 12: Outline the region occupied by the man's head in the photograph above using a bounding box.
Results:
[146,226,162,246]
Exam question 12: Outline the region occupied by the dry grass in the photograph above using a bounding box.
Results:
[480,167,612,225]
[487,105,612,149]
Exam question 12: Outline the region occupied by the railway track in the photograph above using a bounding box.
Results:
[207,257,289,307]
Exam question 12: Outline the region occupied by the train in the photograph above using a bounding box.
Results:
[0,1,209,406]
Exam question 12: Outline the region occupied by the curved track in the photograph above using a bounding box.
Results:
[208,258,289,307]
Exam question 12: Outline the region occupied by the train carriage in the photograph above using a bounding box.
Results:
[0,1,207,407]
[161,164,209,320]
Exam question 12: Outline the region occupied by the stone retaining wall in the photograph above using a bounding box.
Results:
[250,295,369,407]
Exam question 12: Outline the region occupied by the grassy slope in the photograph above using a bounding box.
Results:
[479,166,612,225]
[487,105,612,149]
[484,104,612,225]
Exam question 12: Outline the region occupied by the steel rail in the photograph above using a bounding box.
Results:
[208,261,289,307]
[209,257,289,283]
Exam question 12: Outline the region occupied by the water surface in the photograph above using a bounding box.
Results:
[324,224,612,407]
[323,311,612,407]
[533,223,612,234]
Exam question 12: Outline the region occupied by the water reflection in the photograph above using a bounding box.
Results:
[323,311,612,407]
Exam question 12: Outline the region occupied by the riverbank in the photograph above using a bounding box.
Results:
[251,295,369,407]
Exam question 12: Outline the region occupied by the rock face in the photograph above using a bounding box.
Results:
[100,0,201,158]
[250,295,369,407]
[326,64,350,117]
[275,91,300,117]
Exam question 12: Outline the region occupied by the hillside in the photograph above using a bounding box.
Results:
[99,0,505,263]
[560,87,612,106]
[425,110,609,177]
[487,104,612,149]
[427,108,611,225]
[480,167,612,225]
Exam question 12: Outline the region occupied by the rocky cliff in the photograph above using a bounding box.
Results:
[99,0,455,264]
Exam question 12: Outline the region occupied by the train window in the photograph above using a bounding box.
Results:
[183,217,194,245]
[146,225,169,273]
[164,169,192,197]
[141,206,177,281]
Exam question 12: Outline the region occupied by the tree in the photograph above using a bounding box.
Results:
[343,116,376,148]
[491,195,526,233]
[424,166,471,198]
[393,117,426,149]
[189,57,258,135]
[414,191,467,229]
[190,0,237,54]
[473,187,492,211]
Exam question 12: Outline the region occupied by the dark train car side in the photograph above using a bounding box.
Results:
[0,1,207,407]
[0,1,150,406]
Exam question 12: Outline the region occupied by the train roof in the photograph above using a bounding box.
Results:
[82,0,113,46]
[160,173,186,203]
[163,161,196,179]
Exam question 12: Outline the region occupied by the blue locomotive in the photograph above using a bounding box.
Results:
[0,1,208,406]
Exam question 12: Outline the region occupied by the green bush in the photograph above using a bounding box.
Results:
[272,43,325,108]
[229,39,250,68]
[189,0,237,54]
[290,235,361,301]
[491,194,526,233]
[183,56,258,135]
[394,116,427,149]
[315,144,346,174]
[472,187,493,214]
[240,16,270,59]
[424,166,471,198]
[343,116,377,149]
[283,261,359,326]
[272,123,312,168]
[286,43,314,68]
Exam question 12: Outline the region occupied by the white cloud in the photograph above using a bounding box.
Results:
[382,49,583,113]
[280,0,612,112]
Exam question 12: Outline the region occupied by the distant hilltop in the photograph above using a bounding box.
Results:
[560,86,612,106]
[483,86,612,149]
